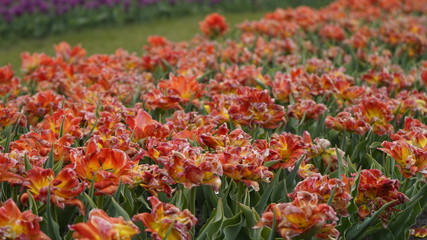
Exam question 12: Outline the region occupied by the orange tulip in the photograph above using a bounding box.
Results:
[158,74,205,103]
[40,109,83,138]
[391,117,427,149]
[0,104,26,129]
[288,99,327,121]
[353,97,395,136]
[70,209,140,240]
[355,169,408,224]
[54,42,86,64]
[255,191,339,240]
[0,199,50,240]
[21,166,86,214]
[199,125,252,150]
[219,145,275,191]
[24,90,64,125]
[160,148,222,192]
[325,111,370,135]
[0,65,20,97]
[132,164,174,197]
[0,154,23,185]
[71,141,135,195]
[133,196,197,240]
[199,13,228,38]
[379,140,427,178]
[126,109,170,140]
[143,88,181,111]
[228,87,286,129]
[289,175,352,216]
[269,132,307,169]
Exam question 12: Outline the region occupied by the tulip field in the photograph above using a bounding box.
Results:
[1,0,427,239]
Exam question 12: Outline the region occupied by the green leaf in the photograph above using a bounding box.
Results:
[223,213,243,240]
[369,142,382,149]
[253,77,269,90]
[270,179,288,203]
[336,147,345,178]
[327,184,338,205]
[238,203,260,230]
[345,200,396,240]
[196,198,224,240]
[113,179,124,202]
[43,146,55,169]
[263,160,281,168]
[82,192,97,210]
[24,155,32,171]
[366,153,384,172]
[285,155,305,190]
[82,117,99,143]
[26,190,38,216]
[108,197,131,221]
[255,171,280,214]
[45,188,62,239]
[267,209,277,240]
[260,227,272,240]
[123,187,135,212]
[2,125,12,153]
[52,159,64,175]
[59,117,65,138]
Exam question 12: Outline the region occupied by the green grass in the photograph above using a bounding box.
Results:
[0,11,266,72]
[0,0,334,72]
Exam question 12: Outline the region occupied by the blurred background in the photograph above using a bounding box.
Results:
[0,0,332,69]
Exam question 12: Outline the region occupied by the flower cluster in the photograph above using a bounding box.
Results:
[70,209,140,240]
[133,196,197,240]
[355,169,409,224]
[255,191,340,240]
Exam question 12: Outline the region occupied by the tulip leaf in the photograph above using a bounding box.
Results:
[263,160,281,168]
[271,179,288,203]
[196,198,224,240]
[108,197,131,221]
[267,209,277,240]
[260,227,272,240]
[113,179,124,202]
[44,146,55,169]
[238,203,260,230]
[2,125,12,153]
[59,117,65,138]
[336,147,345,177]
[345,200,396,240]
[123,187,134,212]
[327,184,338,205]
[370,200,421,240]
[369,142,382,149]
[366,153,384,172]
[286,156,305,191]
[45,188,62,240]
[82,192,97,210]
[223,213,243,240]
[52,159,64,175]
[373,183,427,239]
[24,155,32,171]
[26,190,38,216]
[255,170,280,214]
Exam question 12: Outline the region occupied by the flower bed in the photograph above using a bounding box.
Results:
[0,0,427,239]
